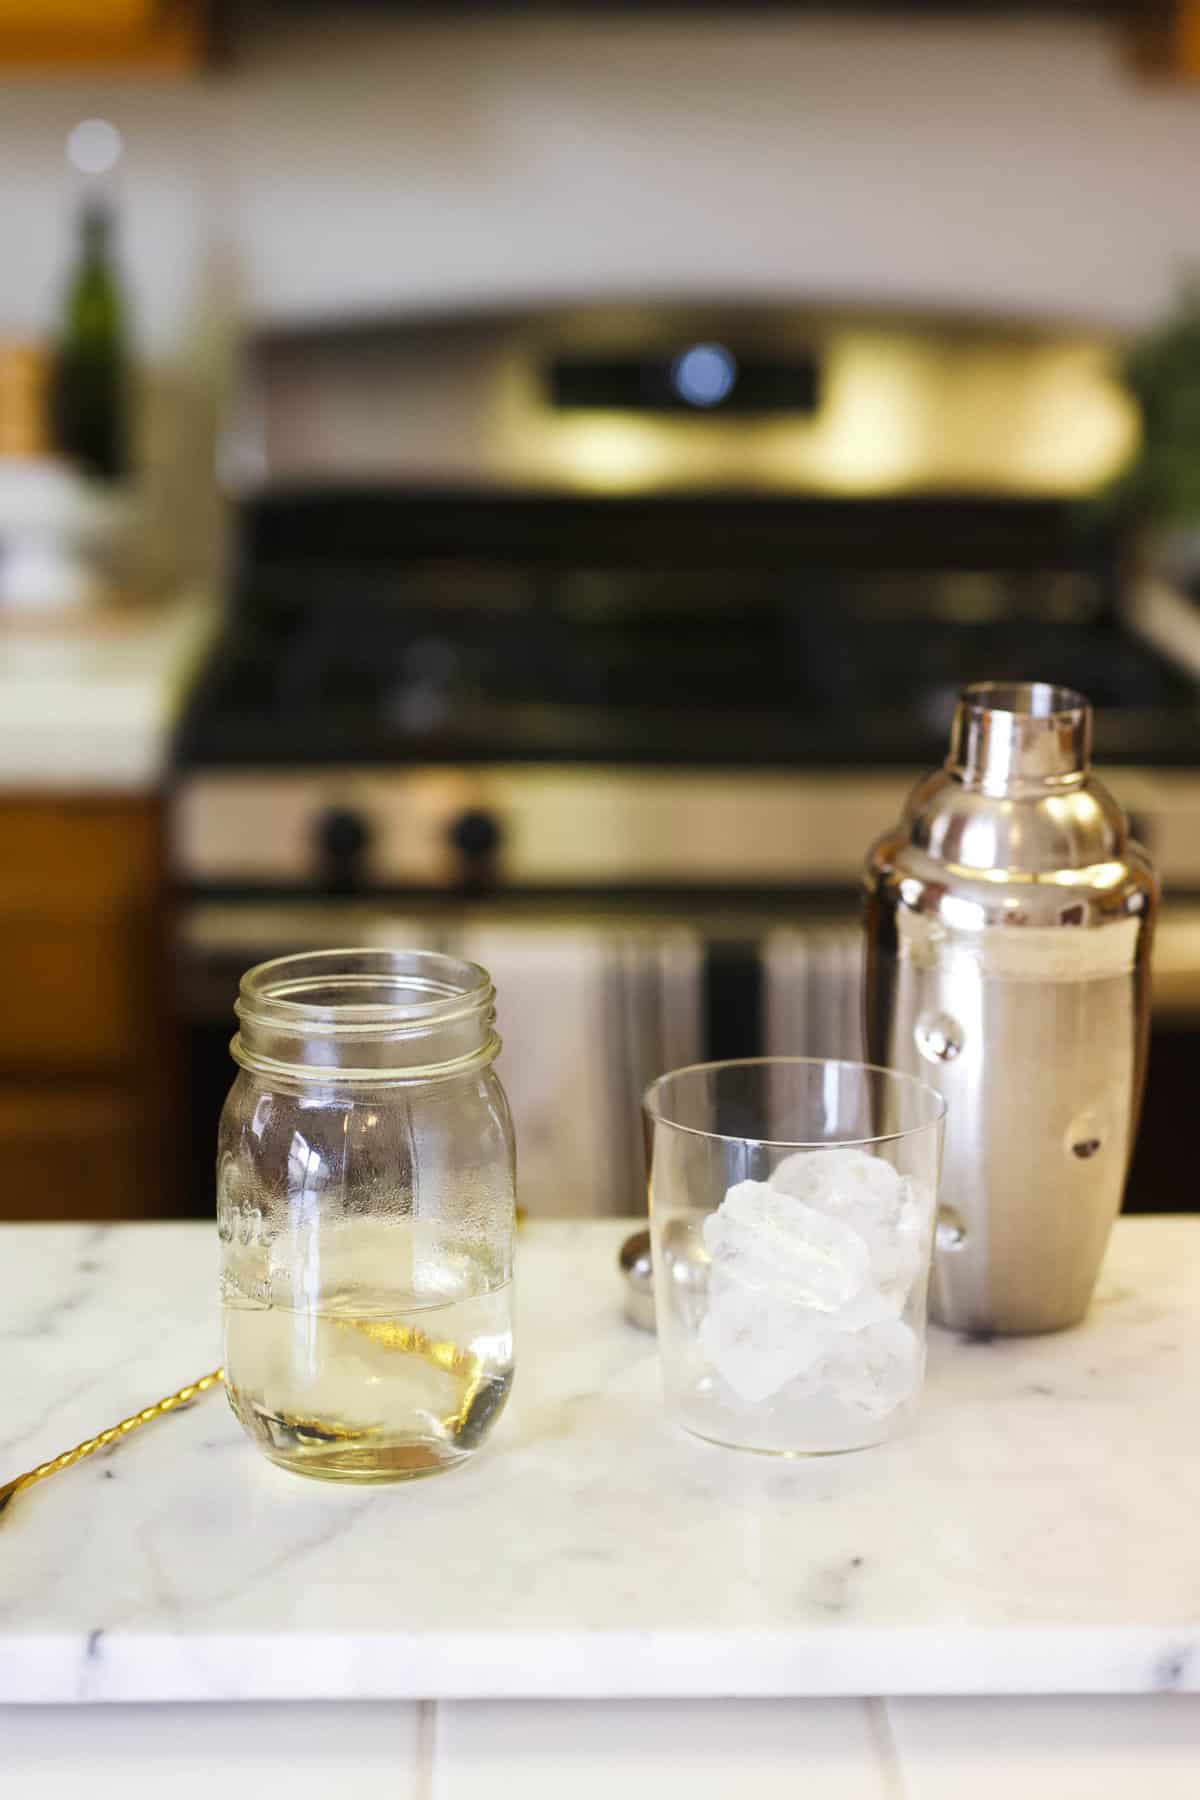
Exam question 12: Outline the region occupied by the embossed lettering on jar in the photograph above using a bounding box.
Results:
[217,950,516,1482]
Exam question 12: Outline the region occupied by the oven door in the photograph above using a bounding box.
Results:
[176,899,711,1220]
[174,896,1194,1217]
[173,898,871,1218]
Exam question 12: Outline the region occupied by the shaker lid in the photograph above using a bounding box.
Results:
[947,681,1091,794]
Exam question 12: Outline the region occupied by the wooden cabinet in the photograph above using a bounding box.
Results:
[0,795,178,1221]
[0,0,210,74]
[0,3,1186,79]
[1127,3,1200,79]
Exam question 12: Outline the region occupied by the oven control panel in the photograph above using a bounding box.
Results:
[172,764,1200,895]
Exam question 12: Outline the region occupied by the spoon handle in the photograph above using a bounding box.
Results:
[0,1367,225,1523]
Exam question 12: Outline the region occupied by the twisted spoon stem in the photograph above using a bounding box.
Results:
[0,1368,225,1522]
[1,1316,480,1522]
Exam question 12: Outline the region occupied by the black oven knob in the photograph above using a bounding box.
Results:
[447,807,501,862]
[315,807,371,884]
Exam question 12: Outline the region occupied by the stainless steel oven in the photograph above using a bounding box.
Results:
[170,300,1200,1215]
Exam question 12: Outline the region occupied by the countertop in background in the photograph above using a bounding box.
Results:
[0,591,216,791]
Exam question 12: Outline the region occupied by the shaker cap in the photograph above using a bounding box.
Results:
[947,681,1091,794]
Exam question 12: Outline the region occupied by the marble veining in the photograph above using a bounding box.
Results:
[1,1218,1199,1702]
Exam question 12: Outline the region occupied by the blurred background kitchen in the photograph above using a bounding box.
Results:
[4,0,1200,1225]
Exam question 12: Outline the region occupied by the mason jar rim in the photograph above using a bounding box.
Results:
[231,948,501,1083]
[642,1055,947,1151]
[235,947,494,1037]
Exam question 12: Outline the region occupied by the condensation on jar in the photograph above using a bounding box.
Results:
[217,948,516,1484]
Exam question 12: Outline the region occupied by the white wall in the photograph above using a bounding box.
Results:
[224,15,1200,335]
[0,12,1197,581]
[1,13,1199,359]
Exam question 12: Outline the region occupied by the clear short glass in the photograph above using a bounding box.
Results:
[218,949,516,1483]
[644,1058,946,1455]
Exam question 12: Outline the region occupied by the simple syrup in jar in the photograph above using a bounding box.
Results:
[218,950,516,1482]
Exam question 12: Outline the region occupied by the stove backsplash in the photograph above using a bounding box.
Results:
[229,301,1136,499]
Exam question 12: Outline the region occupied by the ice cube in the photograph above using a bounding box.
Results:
[698,1281,831,1404]
[819,1317,922,1418]
[702,1179,872,1313]
[771,1149,927,1300]
[873,1181,927,1295]
[831,1281,900,1332]
[697,1166,929,1411]
[772,1146,903,1227]
[699,1177,877,1403]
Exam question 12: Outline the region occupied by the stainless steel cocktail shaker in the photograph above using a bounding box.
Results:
[863,682,1157,1335]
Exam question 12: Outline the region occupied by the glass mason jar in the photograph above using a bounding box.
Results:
[644,1058,945,1456]
[218,949,516,1483]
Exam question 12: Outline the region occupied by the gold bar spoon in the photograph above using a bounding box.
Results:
[0,1369,225,1523]
[0,1320,488,1522]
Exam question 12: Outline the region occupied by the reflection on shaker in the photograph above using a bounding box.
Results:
[864,681,1158,1337]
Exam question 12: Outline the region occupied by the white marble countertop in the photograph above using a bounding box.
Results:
[0,590,216,791]
[2,1217,1199,1705]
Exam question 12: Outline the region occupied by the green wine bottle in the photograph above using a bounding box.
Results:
[51,198,128,483]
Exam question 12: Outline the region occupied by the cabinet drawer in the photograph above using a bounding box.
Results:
[0,796,164,1074]
[0,1083,169,1220]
